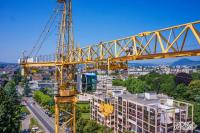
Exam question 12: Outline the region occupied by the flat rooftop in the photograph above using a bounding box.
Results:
[92,91,182,110]
[119,93,176,110]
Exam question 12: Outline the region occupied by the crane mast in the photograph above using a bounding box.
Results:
[55,0,77,133]
[19,0,200,133]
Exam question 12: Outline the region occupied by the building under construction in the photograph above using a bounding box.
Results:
[90,92,193,133]
[18,0,200,132]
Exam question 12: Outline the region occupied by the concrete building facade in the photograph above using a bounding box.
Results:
[90,92,193,133]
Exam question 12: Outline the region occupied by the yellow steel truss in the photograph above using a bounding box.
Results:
[21,20,200,69]
[67,21,200,65]
[20,20,200,133]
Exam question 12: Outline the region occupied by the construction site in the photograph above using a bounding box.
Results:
[91,91,193,133]
[15,0,200,133]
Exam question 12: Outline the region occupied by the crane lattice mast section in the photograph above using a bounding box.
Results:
[55,0,77,133]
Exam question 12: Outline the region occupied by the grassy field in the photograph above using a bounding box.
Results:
[77,102,90,108]
[81,113,90,119]
[77,102,90,120]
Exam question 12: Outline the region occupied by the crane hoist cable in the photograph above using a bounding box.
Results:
[34,10,59,56]
[29,4,59,57]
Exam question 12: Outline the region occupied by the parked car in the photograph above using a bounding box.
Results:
[21,129,30,133]
[48,113,52,117]
[27,129,31,132]
[31,127,39,132]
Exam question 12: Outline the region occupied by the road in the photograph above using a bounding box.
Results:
[25,98,55,133]
[21,114,31,131]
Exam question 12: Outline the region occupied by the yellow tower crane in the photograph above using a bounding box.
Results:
[54,0,77,132]
[19,0,200,133]
[22,0,77,132]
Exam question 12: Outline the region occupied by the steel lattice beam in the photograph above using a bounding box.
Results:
[21,21,200,69]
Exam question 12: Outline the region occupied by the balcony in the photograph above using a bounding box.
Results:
[150,126,155,133]
[137,120,142,127]
[137,105,142,112]
[128,102,136,109]
[137,112,143,120]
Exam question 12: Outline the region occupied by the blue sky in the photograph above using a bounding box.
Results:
[0,0,200,63]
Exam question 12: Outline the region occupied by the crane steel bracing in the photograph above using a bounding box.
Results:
[21,21,200,69]
[19,0,200,133]
[55,0,77,133]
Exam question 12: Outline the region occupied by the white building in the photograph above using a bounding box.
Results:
[90,92,194,133]
[29,80,56,91]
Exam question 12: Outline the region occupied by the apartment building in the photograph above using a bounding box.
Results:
[90,92,193,133]
[90,93,116,131]
[96,75,114,92]
[29,80,56,90]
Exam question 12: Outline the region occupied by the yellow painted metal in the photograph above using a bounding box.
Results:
[19,6,200,132]
[99,103,114,117]
[54,0,77,132]
[21,62,61,67]
[55,102,59,133]
[63,21,200,65]
[20,20,200,68]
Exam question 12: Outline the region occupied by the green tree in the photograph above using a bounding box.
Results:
[139,72,161,89]
[127,78,150,93]
[175,72,192,85]
[187,80,200,102]
[41,94,52,107]
[191,72,200,80]
[139,73,176,96]
[159,74,176,96]
[193,103,200,125]
[23,83,30,96]
[112,79,124,86]
[97,125,113,133]
[13,71,22,85]
[76,118,88,133]
[173,84,188,100]
[0,74,8,79]
[33,90,43,103]
[41,87,53,97]
[33,90,54,109]
[83,120,100,133]
[4,81,16,96]
[113,77,150,93]
[76,107,81,121]
[0,81,21,133]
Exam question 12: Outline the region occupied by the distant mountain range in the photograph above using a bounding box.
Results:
[0,62,18,68]
[128,63,156,67]
[171,58,200,66]
[0,62,18,66]
[0,58,199,67]
[0,62,17,65]
[129,58,200,67]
